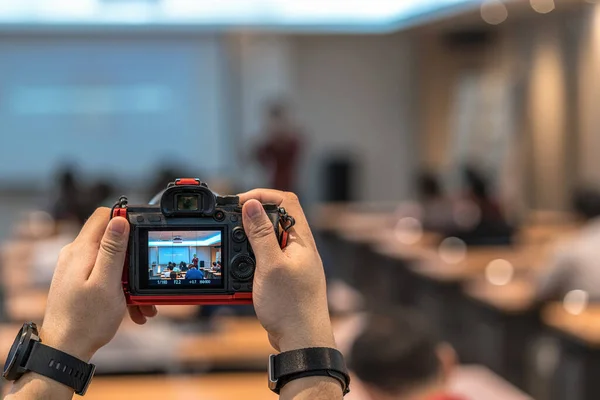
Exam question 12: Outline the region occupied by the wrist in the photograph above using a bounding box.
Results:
[277,320,337,353]
[39,328,95,363]
[280,376,343,400]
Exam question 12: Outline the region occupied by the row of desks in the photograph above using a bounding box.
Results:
[316,206,600,400]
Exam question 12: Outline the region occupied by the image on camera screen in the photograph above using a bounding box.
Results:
[147,230,222,287]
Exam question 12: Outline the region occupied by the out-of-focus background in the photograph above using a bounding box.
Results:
[2,0,600,399]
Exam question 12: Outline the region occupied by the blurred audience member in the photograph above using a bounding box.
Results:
[446,166,513,245]
[180,261,188,272]
[185,265,204,280]
[162,265,174,279]
[89,180,115,208]
[254,101,303,192]
[417,171,454,231]
[536,188,600,302]
[50,167,85,225]
[350,309,462,400]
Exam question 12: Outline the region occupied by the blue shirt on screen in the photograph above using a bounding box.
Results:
[185,268,204,280]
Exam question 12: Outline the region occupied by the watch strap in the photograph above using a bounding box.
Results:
[269,347,350,395]
[24,342,96,396]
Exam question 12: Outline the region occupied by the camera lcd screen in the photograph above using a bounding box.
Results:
[145,230,223,289]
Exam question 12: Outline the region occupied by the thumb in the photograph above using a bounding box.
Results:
[92,217,130,284]
[242,199,281,260]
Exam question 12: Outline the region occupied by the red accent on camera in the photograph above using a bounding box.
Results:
[125,293,253,306]
[112,207,128,219]
[175,178,200,186]
[280,230,289,249]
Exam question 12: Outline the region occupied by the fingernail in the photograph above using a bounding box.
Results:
[245,200,264,220]
[110,218,127,235]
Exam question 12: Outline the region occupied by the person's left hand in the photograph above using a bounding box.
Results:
[40,208,157,362]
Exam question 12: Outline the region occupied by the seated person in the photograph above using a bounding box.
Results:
[180,261,188,272]
[216,261,222,272]
[185,265,204,280]
[162,265,174,279]
[350,308,463,400]
[169,270,177,280]
[536,188,600,302]
[173,263,181,273]
[211,261,217,271]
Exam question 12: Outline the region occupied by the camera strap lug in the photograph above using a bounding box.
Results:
[277,207,295,249]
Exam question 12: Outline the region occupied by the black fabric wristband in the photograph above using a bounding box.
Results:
[268,347,350,395]
[24,342,96,396]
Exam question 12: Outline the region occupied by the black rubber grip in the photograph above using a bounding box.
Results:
[24,342,95,395]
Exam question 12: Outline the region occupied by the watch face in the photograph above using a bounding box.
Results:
[3,326,27,377]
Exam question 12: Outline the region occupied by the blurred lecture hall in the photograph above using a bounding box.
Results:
[3,0,600,399]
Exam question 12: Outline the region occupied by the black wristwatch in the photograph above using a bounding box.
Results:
[268,347,351,395]
[2,322,96,396]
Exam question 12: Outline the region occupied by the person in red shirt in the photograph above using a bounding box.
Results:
[350,309,466,400]
[254,101,303,192]
[191,254,199,268]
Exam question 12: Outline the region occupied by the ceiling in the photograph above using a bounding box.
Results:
[0,0,485,33]
[148,230,221,242]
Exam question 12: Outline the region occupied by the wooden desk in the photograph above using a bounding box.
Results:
[44,373,275,400]
[178,318,272,370]
[541,303,600,400]
[461,280,539,390]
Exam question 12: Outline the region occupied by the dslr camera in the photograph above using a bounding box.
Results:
[112,178,294,305]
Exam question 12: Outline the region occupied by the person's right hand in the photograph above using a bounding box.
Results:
[238,190,336,353]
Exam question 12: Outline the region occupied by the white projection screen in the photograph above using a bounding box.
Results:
[0,35,229,187]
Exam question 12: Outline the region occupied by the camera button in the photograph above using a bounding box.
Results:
[247,283,253,291]
[232,227,247,243]
[233,245,242,252]
[148,215,161,222]
[136,216,145,222]
[230,215,238,223]
[214,210,226,222]
[233,283,242,290]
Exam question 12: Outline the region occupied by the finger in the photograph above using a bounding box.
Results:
[128,306,148,325]
[238,189,285,206]
[90,217,130,284]
[139,305,158,318]
[74,207,111,247]
[242,199,283,261]
[238,190,313,241]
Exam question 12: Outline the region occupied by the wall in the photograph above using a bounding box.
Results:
[578,5,600,186]
[231,33,418,206]
[417,10,584,212]
[192,246,211,268]
[292,34,418,204]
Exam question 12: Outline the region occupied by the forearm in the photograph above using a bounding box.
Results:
[5,373,74,400]
[280,376,343,400]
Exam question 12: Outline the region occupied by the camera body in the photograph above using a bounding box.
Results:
[113,178,286,306]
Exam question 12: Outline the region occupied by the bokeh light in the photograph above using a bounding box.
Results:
[485,259,514,286]
[563,290,589,315]
[530,0,555,14]
[438,237,467,265]
[481,0,508,25]
[394,217,424,245]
